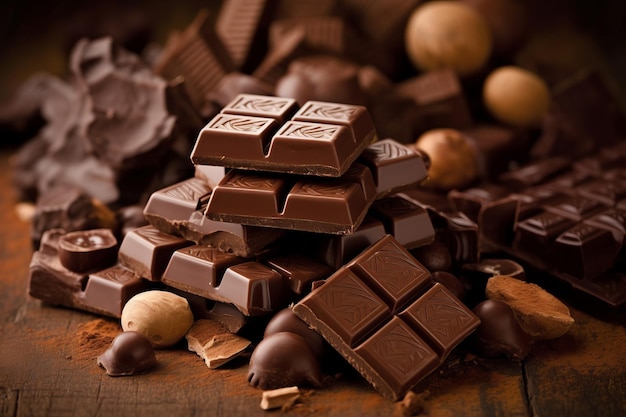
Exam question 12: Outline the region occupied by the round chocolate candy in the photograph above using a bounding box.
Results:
[410,240,453,272]
[97,331,157,376]
[470,299,533,361]
[264,307,327,359]
[432,271,466,302]
[58,228,118,273]
[248,332,322,390]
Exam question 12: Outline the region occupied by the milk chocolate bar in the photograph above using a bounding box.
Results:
[204,139,428,234]
[474,143,626,307]
[29,229,153,318]
[191,95,376,177]
[293,235,480,401]
[162,245,331,315]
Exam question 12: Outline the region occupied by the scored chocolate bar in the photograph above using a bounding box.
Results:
[204,138,428,234]
[458,143,626,307]
[190,94,376,177]
[293,235,480,401]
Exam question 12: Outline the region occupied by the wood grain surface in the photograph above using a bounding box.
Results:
[1,148,625,417]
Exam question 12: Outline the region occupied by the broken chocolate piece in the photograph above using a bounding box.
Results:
[185,319,251,368]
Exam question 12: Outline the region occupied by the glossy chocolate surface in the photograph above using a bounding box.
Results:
[58,228,118,273]
[293,235,480,401]
[98,331,158,376]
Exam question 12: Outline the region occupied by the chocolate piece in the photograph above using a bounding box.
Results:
[269,17,350,55]
[185,319,251,369]
[369,196,435,250]
[143,177,212,236]
[118,225,193,281]
[58,229,118,273]
[479,143,626,307]
[116,205,149,238]
[97,331,157,376]
[499,157,571,190]
[275,55,368,106]
[215,0,269,71]
[207,72,274,109]
[293,235,480,401]
[154,10,234,112]
[252,27,309,86]
[248,332,322,390]
[358,139,429,198]
[395,69,473,132]
[31,185,117,249]
[410,240,453,273]
[470,300,532,361]
[191,95,375,177]
[264,253,333,294]
[162,246,291,316]
[460,259,526,307]
[263,308,328,359]
[431,271,466,302]
[29,229,153,318]
[448,184,510,223]
[205,164,376,234]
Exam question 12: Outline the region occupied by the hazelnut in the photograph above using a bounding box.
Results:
[483,66,550,128]
[405,1,492,77]
[415,128,480,191]
[121,290,194,348]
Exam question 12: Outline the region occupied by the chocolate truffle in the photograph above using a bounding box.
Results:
[97,331,157,376]
[263,308,327,359]
[58,229,118,273]
[471,299,533,361]
[248,332,322,390]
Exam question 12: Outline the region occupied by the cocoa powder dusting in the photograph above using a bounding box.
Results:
[73,318,122,361]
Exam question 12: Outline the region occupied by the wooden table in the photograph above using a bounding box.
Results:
[1,149,625,417]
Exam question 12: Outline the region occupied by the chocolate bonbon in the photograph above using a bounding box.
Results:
[58,229,118,273]
[293,235,480,401]
[29,229,153,318]
[191,94,375,177]
[98,331,158,376]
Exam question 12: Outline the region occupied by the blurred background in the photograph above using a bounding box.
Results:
[0,0,624,107]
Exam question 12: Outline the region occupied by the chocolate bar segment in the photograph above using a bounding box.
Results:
[191,95,376,177]
[293,235,479,401]
[205,164,376,234]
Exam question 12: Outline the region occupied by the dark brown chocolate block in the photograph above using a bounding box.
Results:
[477,143,626,306]
[161,245,300,316]
[28,229,153,318]
[293,235,480,401]
[190,95,376,177]
[205,163,377,234]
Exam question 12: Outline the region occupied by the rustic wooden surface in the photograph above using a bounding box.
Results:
[1,148,625,417]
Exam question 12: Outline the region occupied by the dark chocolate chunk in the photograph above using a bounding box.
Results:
[369,196,435,250]
[58,229,118,273]
[293,235,479,401]
[470,300,533,361]
[264,253,333,295]
[248,332,322,390]
[98,331,157,376]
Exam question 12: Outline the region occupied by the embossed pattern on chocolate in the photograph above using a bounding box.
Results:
[191,94,375,176]
[293,235,479,401]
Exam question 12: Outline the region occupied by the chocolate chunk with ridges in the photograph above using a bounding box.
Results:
[479,143,626,307]
[269,17,351,55]
[154,10,234,112]
[293,235,479,401]
[143,177,212,236]
[205,164,376,234]
[58,229,118,273]
[118,225,193,281]
[98,331,157,376]
[191,96,375,177]
[216,0,270,71]
[162,246,291,316]
[29,230,153,318]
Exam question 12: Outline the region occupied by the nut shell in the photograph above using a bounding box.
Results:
[405,1,492,77]
[121,290,194,348]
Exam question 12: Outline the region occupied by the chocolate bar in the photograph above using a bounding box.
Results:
[162,245,330,315]
[191,95,376,177]
[472,143,626,307]
[29,229,153,318]
[293,235,480,401]
[204,139,429,234]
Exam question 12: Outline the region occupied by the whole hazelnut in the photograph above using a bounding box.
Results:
[415,128,480,191]
[121,290,194,348]
[405,1,492,77]
[483,66,550,128]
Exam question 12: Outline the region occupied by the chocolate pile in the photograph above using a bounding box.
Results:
[5,0,626,406]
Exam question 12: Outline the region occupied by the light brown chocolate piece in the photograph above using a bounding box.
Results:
[185,319,251,368]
